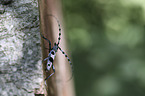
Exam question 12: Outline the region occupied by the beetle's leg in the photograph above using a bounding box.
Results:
[45,64,55,85]
[40,33,51,52]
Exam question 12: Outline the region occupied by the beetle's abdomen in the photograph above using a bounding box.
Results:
[47,50,56,70]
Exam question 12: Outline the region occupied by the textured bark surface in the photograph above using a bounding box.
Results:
[0,0,43,95]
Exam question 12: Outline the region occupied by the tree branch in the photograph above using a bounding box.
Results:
[38,0,75,96]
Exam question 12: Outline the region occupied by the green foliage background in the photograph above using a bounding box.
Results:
[62,0,145,96]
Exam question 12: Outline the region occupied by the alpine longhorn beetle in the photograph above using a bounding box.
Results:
[41,14,73,83]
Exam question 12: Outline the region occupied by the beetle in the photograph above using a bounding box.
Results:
[41,15,73,83]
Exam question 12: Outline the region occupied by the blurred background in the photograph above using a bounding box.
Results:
[62,0,145,96]
[0,0,145,95]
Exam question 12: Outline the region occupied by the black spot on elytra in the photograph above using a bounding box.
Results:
[51,51,54,55]
[49,57,53,63]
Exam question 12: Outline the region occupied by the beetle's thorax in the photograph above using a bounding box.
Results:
[52,43,58,52]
